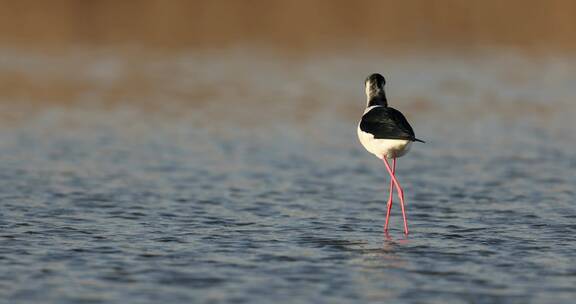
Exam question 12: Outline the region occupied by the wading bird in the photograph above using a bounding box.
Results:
[357,73,424,235]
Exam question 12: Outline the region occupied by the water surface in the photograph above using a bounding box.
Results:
[0,51,575,303]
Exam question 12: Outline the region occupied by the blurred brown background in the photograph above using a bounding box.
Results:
[0,0,575,124]
[1,0,575,51]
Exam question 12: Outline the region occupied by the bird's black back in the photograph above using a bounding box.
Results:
[360,106,421,141]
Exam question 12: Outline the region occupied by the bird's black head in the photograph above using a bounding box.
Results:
[364,73,387,107]
[365,73,386,87]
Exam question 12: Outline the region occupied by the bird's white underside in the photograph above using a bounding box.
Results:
[358,105,412,159]
[357,125,412,159]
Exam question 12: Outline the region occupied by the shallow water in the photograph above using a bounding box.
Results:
[1,52,576,303]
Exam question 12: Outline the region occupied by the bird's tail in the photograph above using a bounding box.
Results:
[413,138,426,143]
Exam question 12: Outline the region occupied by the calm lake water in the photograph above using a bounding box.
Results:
[0,51,575,303]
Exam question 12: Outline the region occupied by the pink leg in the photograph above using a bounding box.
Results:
[384,158,396,232]
[383,157,409,235]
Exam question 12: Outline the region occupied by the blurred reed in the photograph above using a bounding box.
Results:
[0,0,575,51]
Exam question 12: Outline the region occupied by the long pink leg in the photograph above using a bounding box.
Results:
[383,157,409,235]
[384,158,396,232]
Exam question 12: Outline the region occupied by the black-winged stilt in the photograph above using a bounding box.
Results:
[357,73,424,235]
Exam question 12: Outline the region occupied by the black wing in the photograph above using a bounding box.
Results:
[360,107,424,142]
